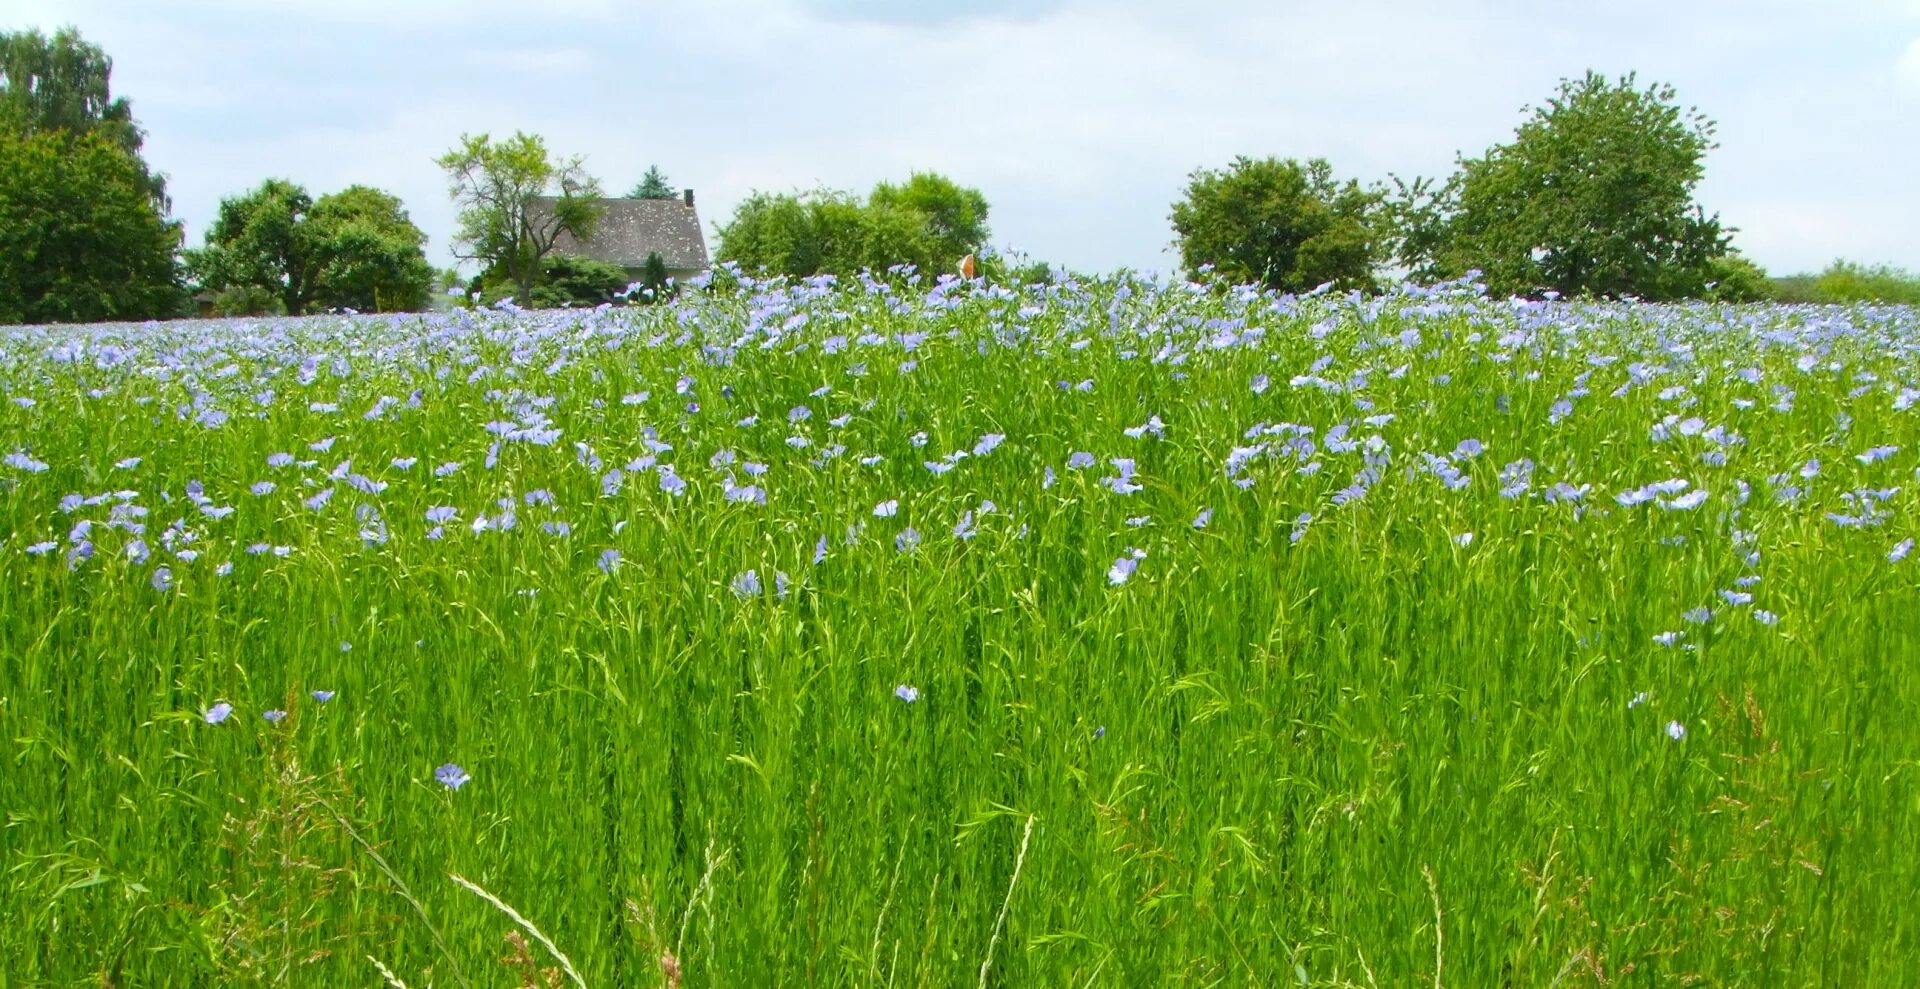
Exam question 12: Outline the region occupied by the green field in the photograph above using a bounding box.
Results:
[3,274,1917,986]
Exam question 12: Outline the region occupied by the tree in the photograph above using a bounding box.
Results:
[437,132,603,300]
[1701,252,1771,303]
[1811,261,1920,305]
[868,171,990,265]
[306,186,434,312]
[1,26,167,209]
[715,173,988,280]
[184,180,434,314]
[640,252,672,302]
[468,254,629,309]
[0,127,183,324]
[628,165,676,199]
[1401,72,1730,300]
[184,179,319,314]
[1169,156,1382,293]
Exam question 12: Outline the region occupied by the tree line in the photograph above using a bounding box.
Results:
[2,26,1914,325]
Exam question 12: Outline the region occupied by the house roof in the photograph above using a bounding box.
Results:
[531,196,709,271]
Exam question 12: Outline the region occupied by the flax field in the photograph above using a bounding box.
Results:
[3,271,1917,986]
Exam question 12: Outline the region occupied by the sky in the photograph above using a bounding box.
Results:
[11,0,1920,278]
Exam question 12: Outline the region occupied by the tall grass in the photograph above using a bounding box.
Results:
[2,274,1917,985]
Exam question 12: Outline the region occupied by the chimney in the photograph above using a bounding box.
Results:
[683,188,694,207]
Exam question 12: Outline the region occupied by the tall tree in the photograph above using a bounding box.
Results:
[628,164,676,199]
[437,132,603,299]
[868,171,990,265]
[1398,72,1730,300]
[184,180,434,314]
[0,26,167,208]
[184,179,319,314]
[1169,156,1382,293]
[715,172,989,280]
[0,128,182,324]
[306,185,435,312]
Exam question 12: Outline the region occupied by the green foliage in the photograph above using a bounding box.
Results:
[639,251,673,303]
[438,132,603,300]
[1169,156,1382,293]
[868,171,991,266]
[0,25,167,208]
[1701,251,1771,303]
[1767,274,1821,304]
[528,255,629,308]
[469,254,630,309]
[210,284,285,317]
[306,186,434,313]
[716,172,990,279]
[185,181,433,315]
[0,127,183,324]
[184,179,318,314]
[1811,260,1920,305]
[627,164,676,200]
[1402,72,1729,300]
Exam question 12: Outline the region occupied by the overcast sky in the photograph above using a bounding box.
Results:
[12,0,1920,277]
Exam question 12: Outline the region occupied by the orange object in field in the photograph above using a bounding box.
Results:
[960,254,977,280]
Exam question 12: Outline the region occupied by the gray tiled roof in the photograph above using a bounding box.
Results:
[532,197,709,271]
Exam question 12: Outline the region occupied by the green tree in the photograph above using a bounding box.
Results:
[437,132,603,300]
[1701,251,1771,303]
[640,251,672,302]
[716,174,987,280]
[184,179,319,314]
[1404,72,1729,300]
[1169,156,1382,293]
[1811,261,1920,305]
[468,254,629,309]
[0,127,183,324]
[306,186,434,312]
[628,164,676,199]
[868,171,990,266]
[184,181,433,315]
[0,26,167,209]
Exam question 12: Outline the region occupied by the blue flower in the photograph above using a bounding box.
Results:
[263,709,287,724]
[598,548,622,573]
[1665,720,1687,741]
[311,690,335,702]
[204,702,234,725]
[732,570,761,598]
[435,763,471,790]
[893,684,919,703]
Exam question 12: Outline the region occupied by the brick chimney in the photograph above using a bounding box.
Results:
[683,188,694,207]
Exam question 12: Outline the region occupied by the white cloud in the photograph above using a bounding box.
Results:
[1900,36,1920,93]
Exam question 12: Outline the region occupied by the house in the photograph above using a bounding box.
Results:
[532,189,710,285]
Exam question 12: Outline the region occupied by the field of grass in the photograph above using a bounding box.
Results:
[3,272,1918,986]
